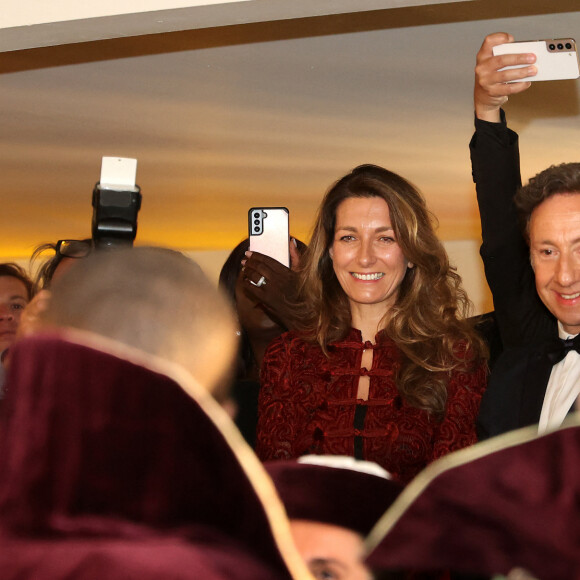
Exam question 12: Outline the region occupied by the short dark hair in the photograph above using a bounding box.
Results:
[45,246,237,397]
[515,162,580,242]
[0,263,33,300]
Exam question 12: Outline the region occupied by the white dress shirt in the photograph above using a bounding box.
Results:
[538,322,580,434]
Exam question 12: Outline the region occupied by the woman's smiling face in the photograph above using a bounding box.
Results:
[329,196,412,312]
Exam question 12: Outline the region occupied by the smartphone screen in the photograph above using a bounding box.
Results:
[493,38,579,82]
[248,207,290,267]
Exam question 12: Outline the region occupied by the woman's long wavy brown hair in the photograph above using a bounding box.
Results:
[297,165,487,417]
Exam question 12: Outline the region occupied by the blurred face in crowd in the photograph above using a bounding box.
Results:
[530,193,580,335]
[329,196,411,314]
[289,520,371,580]
[0,276,29,353]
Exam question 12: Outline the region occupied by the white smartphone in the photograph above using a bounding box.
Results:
[248,207,290,267]
[493,39,580,82]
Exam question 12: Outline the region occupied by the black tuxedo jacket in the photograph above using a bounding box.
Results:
[470,113,557,439]
[477,343,558,439]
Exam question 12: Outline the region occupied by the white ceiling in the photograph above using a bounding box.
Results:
[2,0,580,266]
[2,0,472,50]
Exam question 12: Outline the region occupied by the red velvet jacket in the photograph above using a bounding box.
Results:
[256,329,487,484]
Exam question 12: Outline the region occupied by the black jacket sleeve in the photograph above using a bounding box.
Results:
[470,111,555,347]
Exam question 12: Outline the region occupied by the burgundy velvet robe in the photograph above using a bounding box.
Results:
[366,419,580,578]
[0,332,296,579]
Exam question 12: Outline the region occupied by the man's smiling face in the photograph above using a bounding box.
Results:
[530,192,580,335]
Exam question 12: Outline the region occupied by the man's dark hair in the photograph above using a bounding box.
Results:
[0,263,33,300]
[515,162,580,242]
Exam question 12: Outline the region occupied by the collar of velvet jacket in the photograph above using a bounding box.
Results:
[0,329,308,579]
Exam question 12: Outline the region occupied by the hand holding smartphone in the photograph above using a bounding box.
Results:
[248,207,290,268]
[493,38,580,82]
[244,207,302,329]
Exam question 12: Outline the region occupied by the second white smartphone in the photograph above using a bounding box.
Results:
[248,207,290,267]
[493,39,580,82]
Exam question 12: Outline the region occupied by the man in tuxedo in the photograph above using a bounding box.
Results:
[472,32,580,438]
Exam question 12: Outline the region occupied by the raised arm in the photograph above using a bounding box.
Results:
[470,33,555,348]
[474,32,535,121]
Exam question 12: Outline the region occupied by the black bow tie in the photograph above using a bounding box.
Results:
[545,335,580,365]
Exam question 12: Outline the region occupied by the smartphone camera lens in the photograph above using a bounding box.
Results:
[558,43,564,50]
[253,212,260,219]
[549,43,556,50]
[254,219,260,226]
[253,226,259,233]
[566,42,572,50]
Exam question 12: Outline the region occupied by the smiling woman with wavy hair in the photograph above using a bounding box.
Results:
[256,165,487,484]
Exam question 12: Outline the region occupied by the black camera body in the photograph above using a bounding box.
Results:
[92,182,142,250]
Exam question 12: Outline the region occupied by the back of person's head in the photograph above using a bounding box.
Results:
[515,162,580,242]
[44,246,238,399]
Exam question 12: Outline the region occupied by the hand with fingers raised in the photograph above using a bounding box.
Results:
[474,32,536,122]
